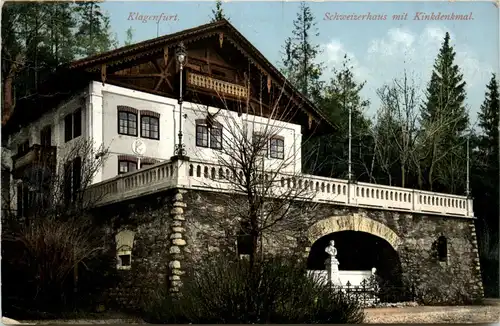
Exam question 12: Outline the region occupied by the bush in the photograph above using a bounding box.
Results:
[142,256,364,324]
[2,216,108,318]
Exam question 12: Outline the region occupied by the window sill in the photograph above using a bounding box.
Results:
[118,133,138,137]
[117,265,131,270]
[239,254,250,261]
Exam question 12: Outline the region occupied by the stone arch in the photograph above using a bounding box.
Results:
[307,213,402,250]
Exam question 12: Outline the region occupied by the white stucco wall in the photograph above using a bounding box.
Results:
[7,81,304,185]
[7,90,91,173]
[94,82,302,180]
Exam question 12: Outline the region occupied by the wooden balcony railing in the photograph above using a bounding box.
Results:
[87,158,473,218]
[187,72,248,99]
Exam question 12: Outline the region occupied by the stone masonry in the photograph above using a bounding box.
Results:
[95,187,484,309]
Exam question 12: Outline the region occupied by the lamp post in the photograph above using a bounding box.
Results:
[174,41,186,157]
[348,101,353,182]
[466,130,471,197]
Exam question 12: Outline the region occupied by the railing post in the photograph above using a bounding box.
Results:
[467,197,474,217]
[117,176,124,193]
[412,189,417,212]
[170,155,190,188]
[348,182,356,205]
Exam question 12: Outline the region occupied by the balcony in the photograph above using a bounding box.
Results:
[187,72,248,99]
[86,158,473,218]
[11,144,57,178]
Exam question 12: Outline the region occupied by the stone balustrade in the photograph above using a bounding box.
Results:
[87,158,473,218]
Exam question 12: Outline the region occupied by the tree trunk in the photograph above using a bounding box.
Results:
[2,53,23,126]
[2,74,14,126]
[401,165,406,188]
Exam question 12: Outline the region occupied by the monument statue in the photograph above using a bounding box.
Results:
[324,240,341,286]
[325,240,337,258]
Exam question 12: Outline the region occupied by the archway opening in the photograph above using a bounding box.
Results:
[307,230,408,302]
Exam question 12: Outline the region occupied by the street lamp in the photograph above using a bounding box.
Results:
[466,129,471,197]
[174,41,187,157]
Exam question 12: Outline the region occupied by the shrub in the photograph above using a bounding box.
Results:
[2,216,107,318]
[142,256,364,324]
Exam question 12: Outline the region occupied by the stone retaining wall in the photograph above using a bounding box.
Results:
[96,188,483,310]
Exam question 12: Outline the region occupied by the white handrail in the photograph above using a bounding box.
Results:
[87,158,473,218]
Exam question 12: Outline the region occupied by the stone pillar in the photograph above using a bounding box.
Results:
[469,221,484,298]
[325,240,341,286]
[168,189,187,293]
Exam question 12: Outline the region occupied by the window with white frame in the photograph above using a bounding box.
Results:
[115,230,135,270]
[210,127,222,149]
[64,108,82,142]
[252,132,267,157]
[140,111,160,140]
[270,136,285,159]
[118,156,138,174]
[196,124,209,147]
[117,106,138,137]
[196,119,222,149]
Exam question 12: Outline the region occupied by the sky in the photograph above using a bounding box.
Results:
[100,1,499,124]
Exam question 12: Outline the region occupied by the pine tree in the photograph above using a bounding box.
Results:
[2,3,77,99]
[421,33,468,136]
[1,2,116,127]
[304,55,371,180]
[478,74,499,161]
[476,74,499,217]
[1,3,24,127]
[280,2,323,102]
[46,3,77,68]
[473,73,499,297]
[124,27,134,46]
[211,0,228,22]
[419,32,469,192]
[74,2,117,58]
[281,37,296,83]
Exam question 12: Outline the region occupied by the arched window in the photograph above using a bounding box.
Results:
[116,230,135,270]
[437,236,448,262]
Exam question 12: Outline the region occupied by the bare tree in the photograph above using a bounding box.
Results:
[374,71,420,187]
[186,82,327,268]
[1,138,109,311]
[373,71,469,191]
[2,138,109,222]
[371,106,399,186]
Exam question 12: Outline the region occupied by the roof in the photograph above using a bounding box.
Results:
[5,19,336,137]
[68,19,335,131]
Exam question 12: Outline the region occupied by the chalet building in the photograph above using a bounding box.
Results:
[2,20,483,308]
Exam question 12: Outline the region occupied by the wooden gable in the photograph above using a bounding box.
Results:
[86,35,318,130]
[6,20,335,137]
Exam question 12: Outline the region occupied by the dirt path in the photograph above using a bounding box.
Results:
[5,300,500,324]
[364,303,500,324]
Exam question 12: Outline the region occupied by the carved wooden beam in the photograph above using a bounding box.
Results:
[101,64,107,85]
[109,73,163,78]
[163,45,169,69]
[162,47,174,91]
[219,32,224,48]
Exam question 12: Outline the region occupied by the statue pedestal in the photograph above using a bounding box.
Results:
[326,257,341,286]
